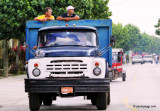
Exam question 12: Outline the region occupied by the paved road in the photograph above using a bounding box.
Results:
[0,63,160,111]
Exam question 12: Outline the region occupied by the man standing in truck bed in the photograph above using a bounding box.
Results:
[56,6,80,22]
[34,7,55,22]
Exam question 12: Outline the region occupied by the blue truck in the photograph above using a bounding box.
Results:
[25,19,115,111]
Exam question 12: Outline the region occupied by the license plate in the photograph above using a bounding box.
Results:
[61,87,73,94]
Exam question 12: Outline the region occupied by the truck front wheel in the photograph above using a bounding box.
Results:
[122,73,126,81]
[39,95,42,106]
[91,98,96,105]
[91,95,97,105]
[96,92,107,110]
[107,92,110,105]
[109,72,112,82]
[29,93,40,111]
[43,94,52,106]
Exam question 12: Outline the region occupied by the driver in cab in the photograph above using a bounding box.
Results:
[77,33,92,46]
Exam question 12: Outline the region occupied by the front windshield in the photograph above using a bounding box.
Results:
[133,56,142,59]
[144,56,152,58]
[112,53,118,63]
[38,30,97,47]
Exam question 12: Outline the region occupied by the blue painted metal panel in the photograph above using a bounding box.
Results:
[26,19,112,66]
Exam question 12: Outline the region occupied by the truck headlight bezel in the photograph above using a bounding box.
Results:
[93,67,101,76]
[32,68,41,77]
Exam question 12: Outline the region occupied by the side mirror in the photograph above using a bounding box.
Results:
[110,35,116,47]
[33,46,37,50]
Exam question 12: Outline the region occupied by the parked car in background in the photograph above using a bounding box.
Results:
[132,55,143,64]
[143,55,153,64]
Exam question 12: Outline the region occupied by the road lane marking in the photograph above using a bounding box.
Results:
[123,97,138,111]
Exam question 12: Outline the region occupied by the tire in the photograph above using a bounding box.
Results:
[91,98,96,105]
[91,94,97,105]
[109,72,112,82]
[122,73,126,81]
[96,92,107,110]
[107,92,110,105]
[29,93,40,111]
[39,94,43,106]
[43,94,52,106]
[132,62,134,65]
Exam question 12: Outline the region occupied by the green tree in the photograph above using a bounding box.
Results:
[155,18,160,35]
[0,0,112,76]
[0,0,112,40]
[112,23,130,52]
[112,23,160,54]
[135,33,152,53]
[124,24,141,51]
[150,37,160,54]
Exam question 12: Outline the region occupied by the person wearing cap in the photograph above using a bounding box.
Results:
[34,7,55,22]
[56,6,80,22]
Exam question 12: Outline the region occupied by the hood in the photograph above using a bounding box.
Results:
[35,46,99,57]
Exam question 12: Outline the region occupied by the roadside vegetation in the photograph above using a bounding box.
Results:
[113,23,160,54]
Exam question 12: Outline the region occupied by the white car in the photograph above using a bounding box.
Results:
[143,55,153,64]
[132,55,143,64]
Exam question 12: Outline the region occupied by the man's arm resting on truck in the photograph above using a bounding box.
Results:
[34,17,54,22]
[56,16,80,22]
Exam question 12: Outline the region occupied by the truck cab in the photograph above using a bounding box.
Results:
[25,20,115,111]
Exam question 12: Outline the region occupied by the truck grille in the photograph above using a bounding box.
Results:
[46,60,87,75]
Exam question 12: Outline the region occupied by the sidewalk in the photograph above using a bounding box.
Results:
[0,75,27,107]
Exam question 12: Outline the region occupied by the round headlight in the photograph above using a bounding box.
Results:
[93,68,101,76]
[32,68,41,77]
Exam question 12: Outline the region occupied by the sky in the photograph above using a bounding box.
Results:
[108,0,160,37]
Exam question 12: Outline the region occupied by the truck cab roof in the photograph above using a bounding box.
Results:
[38,26,97,32]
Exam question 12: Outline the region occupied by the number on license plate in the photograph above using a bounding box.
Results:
[61,87,73,94]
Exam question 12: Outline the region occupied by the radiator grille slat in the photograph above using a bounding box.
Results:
[46,59,87,75]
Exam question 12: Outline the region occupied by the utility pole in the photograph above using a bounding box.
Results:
[3,39,8,77]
